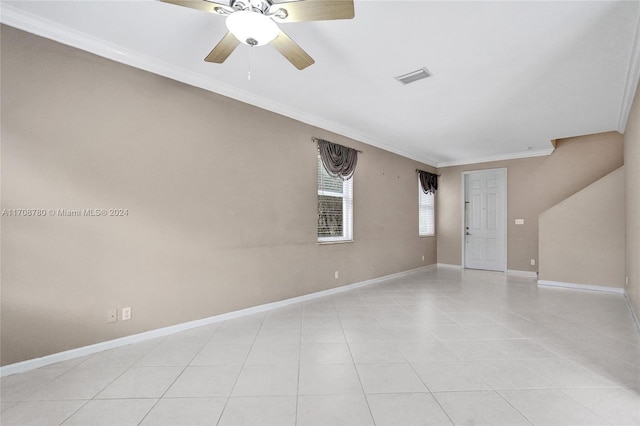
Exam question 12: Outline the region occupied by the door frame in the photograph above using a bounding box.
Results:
[461,168,508,271]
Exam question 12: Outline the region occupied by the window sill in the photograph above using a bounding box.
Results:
[318,240,354,245]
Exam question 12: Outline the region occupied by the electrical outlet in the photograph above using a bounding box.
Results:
[122,307,131,321]
[515,219,524,225]
[626,276,629,287]
[107,309,117,323]
[422,255,425,261]
[531,259,536,266]
[335,271,339,279]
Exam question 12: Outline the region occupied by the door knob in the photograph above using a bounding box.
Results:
[466,232,472,236]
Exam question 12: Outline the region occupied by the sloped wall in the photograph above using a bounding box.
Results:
[539,167,625,289]
[437,132,624,272]
[624,80,640,322]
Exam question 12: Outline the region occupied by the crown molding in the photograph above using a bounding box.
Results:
[436,147,555,168]
[0,5,438,168]
[617,9,640,133]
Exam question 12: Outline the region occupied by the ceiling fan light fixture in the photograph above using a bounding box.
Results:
[226,10,279,46]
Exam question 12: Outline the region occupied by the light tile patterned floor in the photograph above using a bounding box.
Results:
[2,267,639,425]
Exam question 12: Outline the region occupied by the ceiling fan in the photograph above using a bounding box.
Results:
[161,0,355,70]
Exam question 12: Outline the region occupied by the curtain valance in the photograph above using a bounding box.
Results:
[316,138,359,181]
[418,170,438,194]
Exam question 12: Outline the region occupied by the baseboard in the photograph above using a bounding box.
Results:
[436,263,463,269]
[537,279,625,294]
[0,264,436,377]
[436,265,536,278]
[624,293,640,334]
[506,270,538,278]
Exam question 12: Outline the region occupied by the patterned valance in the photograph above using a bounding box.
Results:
[316,138,359,181]
[418,170,438,194]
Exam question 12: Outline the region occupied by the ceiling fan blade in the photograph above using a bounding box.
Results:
[204,32,240,63]
[271,0,354,23]
[271,30,315,70]
[160,0,231,15]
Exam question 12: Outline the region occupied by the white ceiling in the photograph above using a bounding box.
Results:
[2,1,640,166]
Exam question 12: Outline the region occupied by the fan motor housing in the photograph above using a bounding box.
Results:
[231,0,272,14]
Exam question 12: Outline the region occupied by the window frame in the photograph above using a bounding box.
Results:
[317,156,354,243]
[418,178,435,237]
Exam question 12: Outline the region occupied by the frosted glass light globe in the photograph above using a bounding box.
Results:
[226,10,279,46]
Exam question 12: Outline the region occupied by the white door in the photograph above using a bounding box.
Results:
[464,169,506,271]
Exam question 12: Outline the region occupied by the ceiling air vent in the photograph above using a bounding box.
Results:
[395,67,431,85]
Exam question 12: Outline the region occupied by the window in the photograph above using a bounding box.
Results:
[318,155,353,242]
[419,178,435,236]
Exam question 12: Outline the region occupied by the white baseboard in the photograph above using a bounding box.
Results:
[437,265,536,278]
[1,264,436,377]
[507,270,538,278]
[537,279,625,294]
[436,263,463,269]
[624,293,640,334]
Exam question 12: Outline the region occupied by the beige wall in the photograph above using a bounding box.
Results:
[539,167,625,288]
[0,26,436,366]
[437,132,624,271]
[624,82,640,322]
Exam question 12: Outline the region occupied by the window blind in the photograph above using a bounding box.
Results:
[318,155,353,241]
[419,178,435,236]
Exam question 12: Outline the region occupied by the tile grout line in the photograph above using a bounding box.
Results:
[334,296,377,425]
[556,386,629,425]
[135,328,221,426]
[403,272,491,424]
[404,347,458,426]
[215,313,267,426]
[57,399,92,426]
[490,390,536,426]
[56,337,172,426]
[33,336,168,425]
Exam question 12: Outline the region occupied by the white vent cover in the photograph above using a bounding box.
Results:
[395,67,431,85]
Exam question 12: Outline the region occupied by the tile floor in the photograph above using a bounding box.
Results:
[2,267,640,425]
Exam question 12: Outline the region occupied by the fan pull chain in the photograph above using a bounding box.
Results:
[248,45,254,81]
